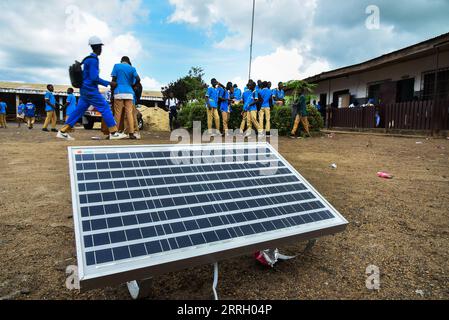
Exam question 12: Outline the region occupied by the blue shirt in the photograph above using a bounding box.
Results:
[259,88,272,108]
[24,103,35,117]
[82,53,110,94]
[111,63,139,95]
[66,94,77,116]
[18,103,25,114]
[243,90,258,112]
[274,89,285,101]
[206,87,219,108]
[45,91,56,112]
[0,102,6,114]
[233,88,242,100]
[220,90,231,113]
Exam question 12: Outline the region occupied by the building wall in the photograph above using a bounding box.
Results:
[314,51,449,105]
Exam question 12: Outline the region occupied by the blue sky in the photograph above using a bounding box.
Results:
[0,0,448,91]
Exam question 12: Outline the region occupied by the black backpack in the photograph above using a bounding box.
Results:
[69,56,95,89]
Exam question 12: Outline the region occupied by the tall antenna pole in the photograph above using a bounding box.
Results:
[248,0,256,81]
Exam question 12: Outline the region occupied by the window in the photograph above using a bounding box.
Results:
[396,78,415,103]
[422,68,449,100]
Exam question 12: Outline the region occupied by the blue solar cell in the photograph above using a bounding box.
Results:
[171,222,186,234]
[110,230,127,243]
[160,239,170,251]
[93,233,110,246]
[119,203,134,214]
[88,194,102,203]
[216,229,231,240]
[240,225,255,236]
[130,244,147,257]
[141,226,157,239]
[162,224,173,235]
[86,252,96,266]
[145,241,162,255]
[82,220,91,232]
[91,219,107,231]
[89,206,105,216]
[168,238,179,250]
[107,217,123,228]
[122,215,138,226]
[104,204,120,215]
[125,229,142,241]
[81,207,89,218]
[302,214,313,224]
[95,249,113,264]
[113,246,131,261]
[176,236,193,248]
[190,233,206,245]
[202,231,219,243]
[84,235,93,248]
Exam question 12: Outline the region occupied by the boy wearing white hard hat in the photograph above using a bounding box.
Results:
[57,36,127,141]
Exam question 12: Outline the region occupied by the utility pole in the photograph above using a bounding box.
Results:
[248,0,256,81]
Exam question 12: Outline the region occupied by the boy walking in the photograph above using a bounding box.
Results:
[17,100,25,127]
[43,85,58,132]
[0,98,7,128]
[24,100,36,129]
[64,88,77,121]
[205,78,221,136]
[57,36,127,141]
[290,89,311,139]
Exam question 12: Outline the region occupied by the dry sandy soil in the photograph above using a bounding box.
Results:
[0,123,448,300]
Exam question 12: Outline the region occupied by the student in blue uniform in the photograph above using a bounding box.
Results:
[233,84,242,104]
[0,98,7,128]
[111,56,141,139]
[240,81,264,137]
[17,100,25,127]
[219,82,233,135]
[57,36,127,141]
[258,81,273,136]
[43,85,58,132]
[64,88,77,121]
[24,100,36,129]
[205,78,221,136]
[273,82,286,106]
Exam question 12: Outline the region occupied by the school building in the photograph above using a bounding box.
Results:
[0,82,164,121]
[303,32,449,133]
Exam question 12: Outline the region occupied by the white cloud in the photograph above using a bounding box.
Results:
[0,0,161,89]
[141,77,163,91]
[250,47,330,84]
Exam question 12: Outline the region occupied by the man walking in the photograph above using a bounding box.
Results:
[24,100,36,129]
[57,36,127,141]
[111,56,141,140]
[43,85,58,132]
[17,100,25,127]
[64,88,77,121]
[166,92,180,132]
[290,89,311,139]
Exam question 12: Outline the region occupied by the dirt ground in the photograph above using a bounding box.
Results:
[0,123,448,300]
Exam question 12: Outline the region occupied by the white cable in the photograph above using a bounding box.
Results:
[212,262,219,301]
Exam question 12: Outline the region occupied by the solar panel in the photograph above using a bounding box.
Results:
[68,143,348,290]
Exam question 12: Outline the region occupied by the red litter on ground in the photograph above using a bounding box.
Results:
[377,172,394,179]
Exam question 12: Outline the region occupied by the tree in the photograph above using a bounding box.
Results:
[161,67,207,103]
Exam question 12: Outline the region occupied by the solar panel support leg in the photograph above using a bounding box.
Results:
[127,278,152,300]
[212,263,219,301]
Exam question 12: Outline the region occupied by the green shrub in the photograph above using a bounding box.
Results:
[306,105,324,132]
[272,105,293,136]
[178,103,193,129]
[189,102,208,131]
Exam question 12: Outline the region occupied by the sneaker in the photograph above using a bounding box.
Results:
[110,132,128,140]
[51,129,58,133]
[129,134,137,140]
[289,135,296,139]
[134,132,142,140]
[42,128,49,132]
[56,131,75,141]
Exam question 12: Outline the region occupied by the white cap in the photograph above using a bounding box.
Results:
[88,36,104,46]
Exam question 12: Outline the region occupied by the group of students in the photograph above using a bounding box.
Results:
[204,78,311,138]
[56,36,140,141]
